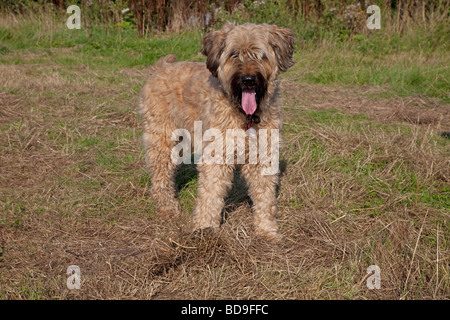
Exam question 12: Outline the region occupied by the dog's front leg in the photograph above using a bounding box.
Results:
[241,164,280,240]
[192,163,235,230]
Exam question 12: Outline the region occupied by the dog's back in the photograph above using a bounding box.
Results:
[147,54,178,77]
[138,55,216,131]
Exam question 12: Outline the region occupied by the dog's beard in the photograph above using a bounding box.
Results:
[231,72,267,115]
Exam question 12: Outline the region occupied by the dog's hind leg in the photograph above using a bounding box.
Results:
[142,130,180,218]
[192,164,234,230]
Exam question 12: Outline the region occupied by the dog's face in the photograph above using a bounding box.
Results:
[201,23,295,115]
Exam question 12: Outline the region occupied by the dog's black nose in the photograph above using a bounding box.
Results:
[241,75,256,87]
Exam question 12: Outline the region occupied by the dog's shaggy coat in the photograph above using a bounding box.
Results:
[138,23,295,239]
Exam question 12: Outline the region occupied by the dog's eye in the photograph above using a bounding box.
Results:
[229,51,238,58]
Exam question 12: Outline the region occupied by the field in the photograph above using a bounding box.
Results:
[0,2,449,300]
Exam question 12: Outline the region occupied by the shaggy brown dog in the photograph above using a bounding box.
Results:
[138,23,295,240]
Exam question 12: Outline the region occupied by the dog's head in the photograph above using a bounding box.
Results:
[201,23,295,115]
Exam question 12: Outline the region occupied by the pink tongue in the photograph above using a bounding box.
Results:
[241,90,257,115]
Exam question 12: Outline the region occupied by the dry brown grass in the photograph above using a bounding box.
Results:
[281,81,450,131]
[0,50,449,300]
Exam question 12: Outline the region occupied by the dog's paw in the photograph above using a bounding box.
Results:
[192,213,221,231]
[256,229,282,243]
[254,219,282,243]
[157,206,180,220]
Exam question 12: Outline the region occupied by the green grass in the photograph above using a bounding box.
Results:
[283,108,450,214]
[285,22,450,102]
[1,12,449,101]
[0,20,203,70]
[289,42,449,102]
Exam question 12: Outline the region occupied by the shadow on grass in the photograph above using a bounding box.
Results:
[174,159,288,221]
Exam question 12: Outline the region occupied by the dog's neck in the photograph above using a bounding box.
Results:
[242,111,260,130]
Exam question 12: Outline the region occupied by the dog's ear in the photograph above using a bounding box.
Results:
[201,24,234,77]
[267,25,296,72]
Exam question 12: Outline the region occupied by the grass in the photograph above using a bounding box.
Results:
[288,34,450,102]
[0,11,449,300]
[282,108,449,214]
[0,17,203,69]
[1,10,448,102]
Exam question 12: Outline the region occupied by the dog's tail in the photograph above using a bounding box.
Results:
[148,54,177,76]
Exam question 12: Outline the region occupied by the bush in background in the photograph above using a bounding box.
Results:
[0,0,448,40]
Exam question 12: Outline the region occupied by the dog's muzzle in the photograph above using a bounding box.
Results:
[241,74,257,115]
[241,75,256,89]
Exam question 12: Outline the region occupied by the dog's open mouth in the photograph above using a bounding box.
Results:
[241,89,257,115]
[231,72,267,115]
